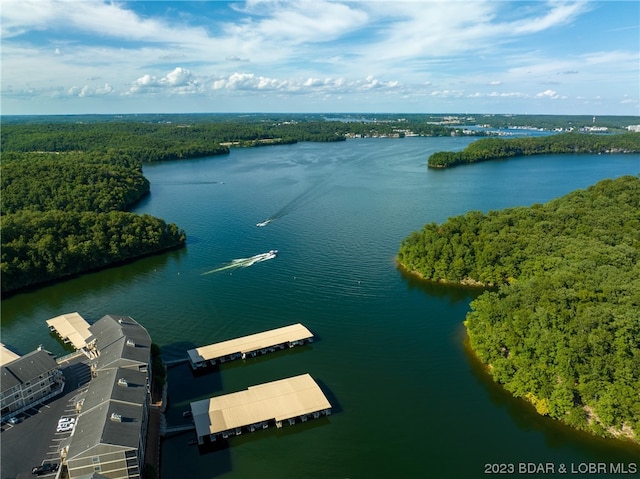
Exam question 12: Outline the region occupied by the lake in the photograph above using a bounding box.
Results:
[2,137,639,478]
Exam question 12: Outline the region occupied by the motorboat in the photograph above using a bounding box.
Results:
[256,219,272,227]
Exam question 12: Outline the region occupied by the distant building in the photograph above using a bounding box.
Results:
[64,315,151,479]
[580,126,608,132]
[1,348,64,421]
[627,125,640,132]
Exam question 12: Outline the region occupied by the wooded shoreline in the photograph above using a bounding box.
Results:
[427,132,640,168]
[398,175,640,443]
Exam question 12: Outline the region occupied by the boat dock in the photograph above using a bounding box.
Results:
[190,373,331,445]
[46,312,94,350]
[186,323,313,369]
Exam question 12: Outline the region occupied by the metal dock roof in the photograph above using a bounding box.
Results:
[190,373,331,438]
[187,323,313,365]
[0,343,20,366]
[46,312,93,350]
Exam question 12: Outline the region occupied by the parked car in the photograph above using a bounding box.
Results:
[7,416,21,424]
[31,462,59,475]
[57,416,75,425]
[56,421,74,432]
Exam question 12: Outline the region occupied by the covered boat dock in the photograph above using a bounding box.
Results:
[46,312,94,350]
[0,343,20,366]
[187,323,313,369]
[190,373,331,444]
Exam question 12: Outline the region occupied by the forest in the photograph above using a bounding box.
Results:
[397,175,640,442]
[0,117,460,156]
[428,132,640,168]
[0,150,185,295]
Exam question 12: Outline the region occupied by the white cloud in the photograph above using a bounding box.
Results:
[128,67,200,95]
[1,0,209,44]
[67,83,113,97]
[209,72,401,95]
[431,90,465,98]
[232,0,368,43]
[162,67,193,87]
[507,2,589,35]
[535,89,567,100]
[1,0,637,115]
[468,91,527,98]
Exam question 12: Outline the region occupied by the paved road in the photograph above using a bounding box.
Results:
[0,356,90,479]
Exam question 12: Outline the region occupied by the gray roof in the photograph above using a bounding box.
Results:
[66,315,150,462]
[95,336,150,371]
[68,401,143,460]
[90,315,150,371]
[81,368,147,414]
[89,315,129,350]
[1,349,58,393]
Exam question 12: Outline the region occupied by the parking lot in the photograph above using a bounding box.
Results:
[1,356,90,479]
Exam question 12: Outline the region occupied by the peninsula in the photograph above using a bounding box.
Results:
[428,132,640,168]
[398,175,640,443]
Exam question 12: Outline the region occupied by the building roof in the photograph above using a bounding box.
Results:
[66,315,150,462]
[187,323,313,364]
[81,368,148,415]
[46,312,93,350]
[191,374,331,437]
[1,349,59,393]
[0,343,20,366]
[67,401,143,460]
[90,315,151,371]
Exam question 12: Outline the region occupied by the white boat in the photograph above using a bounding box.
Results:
[256,219,272,227]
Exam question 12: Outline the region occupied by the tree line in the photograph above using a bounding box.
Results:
[0,150,185,295]
[398,175,640,442]
[0,118,464,158]
[428,132,640,168]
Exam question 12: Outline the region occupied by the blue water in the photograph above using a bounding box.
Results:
[2,137,638,478]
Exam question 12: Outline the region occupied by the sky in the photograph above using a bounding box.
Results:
[1,0,639,116]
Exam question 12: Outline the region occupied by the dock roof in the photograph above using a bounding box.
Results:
[191,373,330,437]
[0,343,20,366]
[187,323,312,364]
[46,312,93,350]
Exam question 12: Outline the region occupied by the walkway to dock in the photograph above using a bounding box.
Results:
[190,373,331,444]
[163,424,196,437]
[164,358,189,368]
[187,323,313,369]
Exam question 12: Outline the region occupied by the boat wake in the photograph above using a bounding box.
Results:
[256,179,328,227]
[202,250,278,275]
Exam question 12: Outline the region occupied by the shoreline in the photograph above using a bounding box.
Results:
[1,241,185,299]
[395,259,491,288]
[397,258,639,446]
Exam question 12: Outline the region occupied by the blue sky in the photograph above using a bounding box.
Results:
[2,0,638,115]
